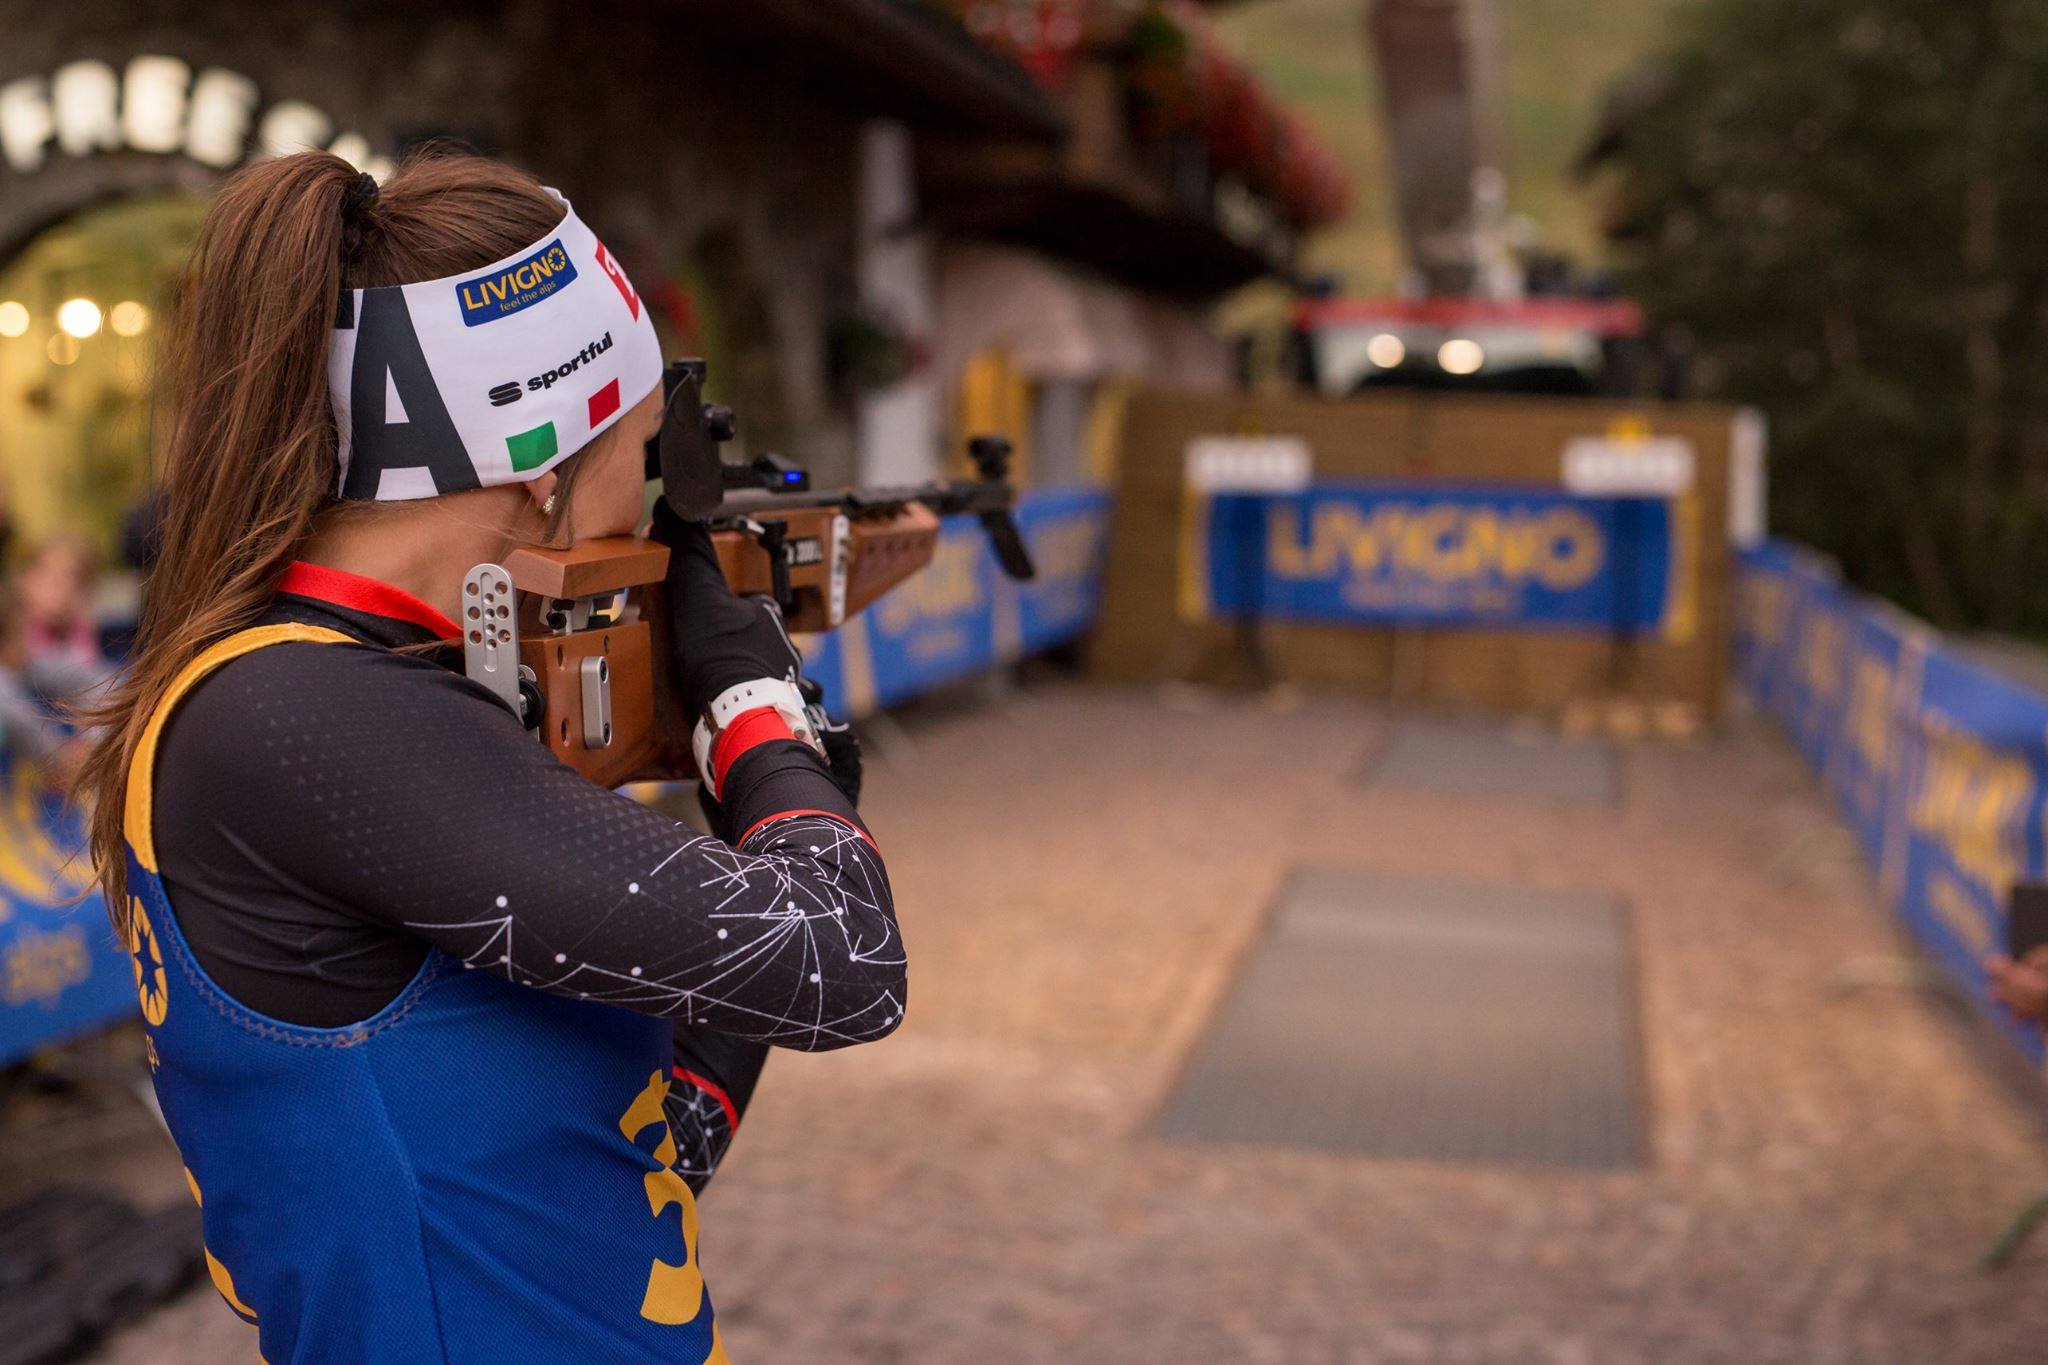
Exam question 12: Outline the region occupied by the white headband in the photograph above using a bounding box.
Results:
[328,190,662,501]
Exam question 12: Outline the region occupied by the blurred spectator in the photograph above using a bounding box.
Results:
[0,595,86,792]
[11,535,114,697]
[1988,951,2048,1033]
[0,537,111,796]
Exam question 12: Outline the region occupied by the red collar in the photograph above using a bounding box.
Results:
[277,561,462,640]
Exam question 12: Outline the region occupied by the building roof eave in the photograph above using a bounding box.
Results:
[923,178,1294,300]
[681,0,1067,143]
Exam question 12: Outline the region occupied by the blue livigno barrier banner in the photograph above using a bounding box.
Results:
[800,485,1111,717]
[0,749,134,1067]
[1736,539,2048,1067]
[1189,481,1689,636]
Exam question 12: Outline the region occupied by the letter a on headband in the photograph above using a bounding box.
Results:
[327,190,663,502]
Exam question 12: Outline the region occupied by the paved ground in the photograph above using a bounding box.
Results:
[51,681,2048,1362]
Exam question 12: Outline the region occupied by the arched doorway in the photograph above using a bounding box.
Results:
[0,191,208,563]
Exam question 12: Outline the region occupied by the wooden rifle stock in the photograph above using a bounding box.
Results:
[500,500,949,787]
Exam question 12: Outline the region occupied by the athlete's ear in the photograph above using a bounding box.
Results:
[524,469,573,549]
[522,470,559,514]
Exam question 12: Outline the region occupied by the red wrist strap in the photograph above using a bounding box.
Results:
[710,705,795,795]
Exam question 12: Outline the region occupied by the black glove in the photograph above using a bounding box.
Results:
[651,502,803,718]
[803,678,863,807]
[819,719,863,806]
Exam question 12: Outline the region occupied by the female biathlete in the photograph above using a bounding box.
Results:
[77,149,901,1363]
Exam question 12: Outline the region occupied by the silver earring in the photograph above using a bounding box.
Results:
[541,493,558,517]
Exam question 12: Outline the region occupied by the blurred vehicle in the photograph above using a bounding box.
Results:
[1290,292,1648,398]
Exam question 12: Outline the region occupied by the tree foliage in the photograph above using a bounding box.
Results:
[1589,0,2048,631]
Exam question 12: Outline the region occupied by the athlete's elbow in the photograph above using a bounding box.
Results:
[856,958,909,1043]
[805,961,907,1051]
[872,962,909,1038]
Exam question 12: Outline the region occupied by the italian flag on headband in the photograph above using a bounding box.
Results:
[327,190,663,501]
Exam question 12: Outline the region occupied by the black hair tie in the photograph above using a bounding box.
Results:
[339,171,379,259]
[341,171,379,216]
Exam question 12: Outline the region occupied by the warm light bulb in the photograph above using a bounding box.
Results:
[0,301,27,338]
[1438,338,1485,375]
[57,297,103,338]
[1365,332,1405,368]
[109,300,151,337]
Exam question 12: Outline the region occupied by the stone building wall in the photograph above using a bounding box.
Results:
[0,0,867,482]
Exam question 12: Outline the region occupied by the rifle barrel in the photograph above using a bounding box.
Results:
[717,479,1017,520]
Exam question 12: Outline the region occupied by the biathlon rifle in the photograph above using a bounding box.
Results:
[460,358,1035,787]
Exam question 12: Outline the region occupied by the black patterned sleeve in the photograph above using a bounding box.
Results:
[157,641,905,1049]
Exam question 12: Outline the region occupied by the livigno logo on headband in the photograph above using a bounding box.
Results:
[454,238,577,326]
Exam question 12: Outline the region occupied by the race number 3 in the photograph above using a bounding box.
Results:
[618,1071,706,1326]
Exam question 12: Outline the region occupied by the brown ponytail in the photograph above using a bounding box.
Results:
[78,147,565,928]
